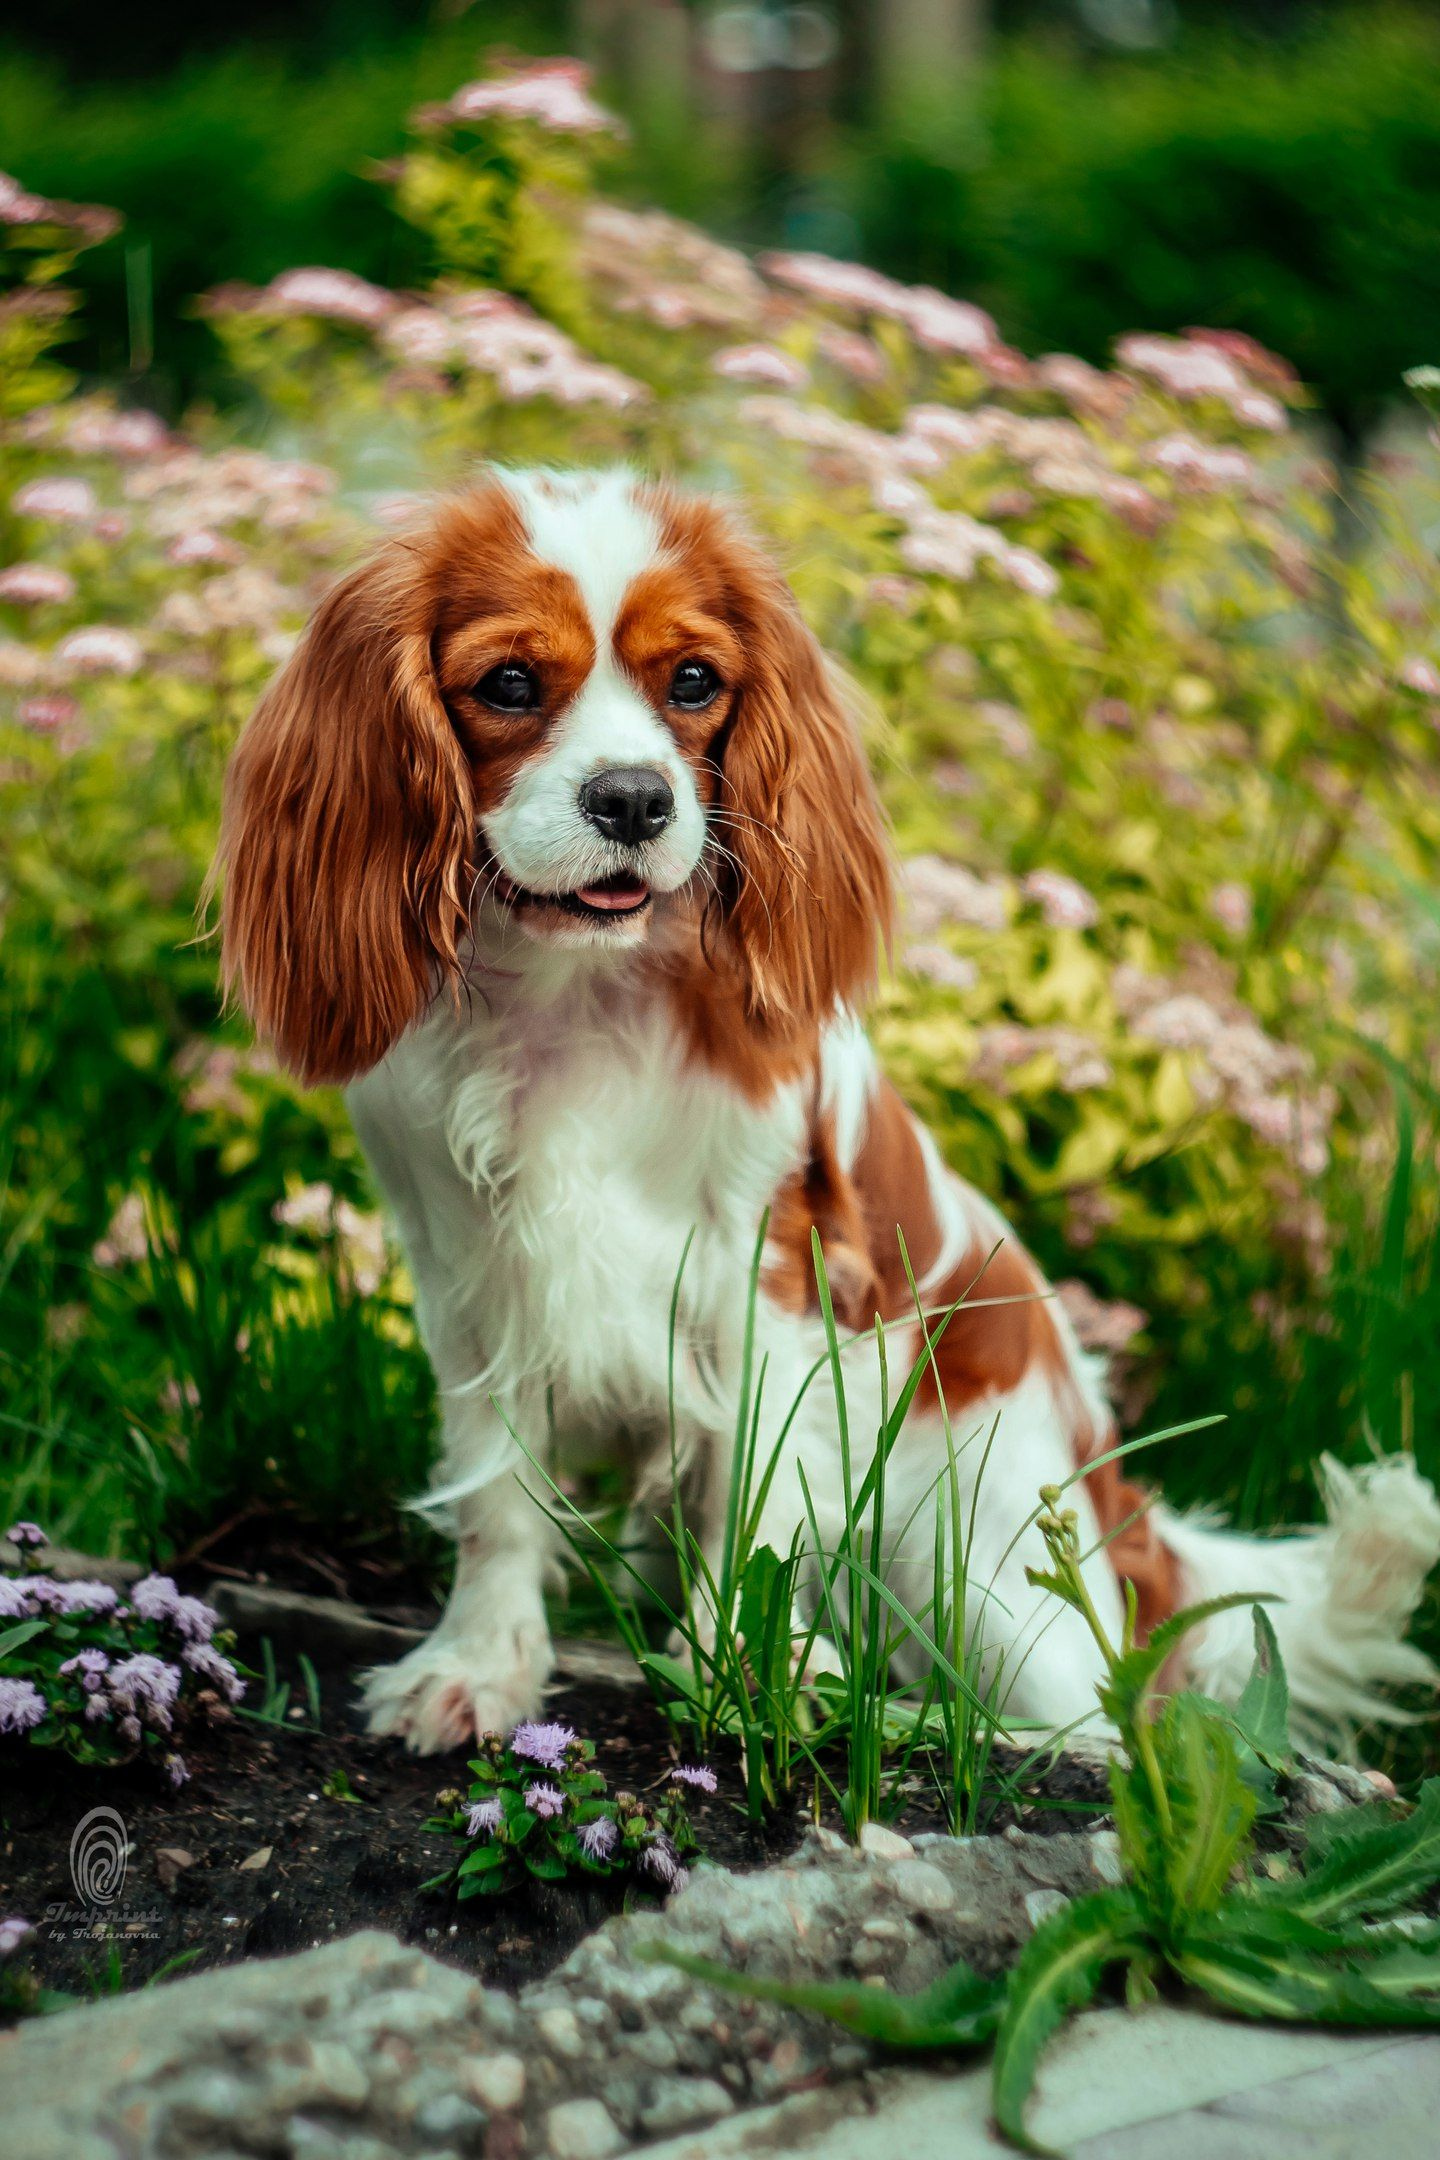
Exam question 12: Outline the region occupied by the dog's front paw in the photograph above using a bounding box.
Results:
[360,1628,554,1755]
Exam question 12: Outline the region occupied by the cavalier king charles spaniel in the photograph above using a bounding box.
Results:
[219,467,1439,1754]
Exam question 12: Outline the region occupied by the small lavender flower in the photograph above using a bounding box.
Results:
[577,1816,618,1862]
[60,1648,111,1692]
[671,1764,718,1794]
[164,1753,189,1788]
[109,1653,182,1731]
[0,1575,31,1618]
[49,1579,120,1618]
[4,1520,45,1548]
[509,1720,575,1771]
[0,1677,47,1734]
[463,1798,502,1838]
[84,1692,112,1724]
[183,1640,244,1702]
[169,1593,218,1645]
[130,1574,182,1626]
[638,1833,687,1891]
[0,1916,35,1956]
[524,1781,564,1821]
[117,1713,142,1746]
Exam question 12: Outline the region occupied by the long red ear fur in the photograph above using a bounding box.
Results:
[716,549,893,1038]
[217,543,472,1086]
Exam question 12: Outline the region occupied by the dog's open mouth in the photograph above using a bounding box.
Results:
[495,870,653,921]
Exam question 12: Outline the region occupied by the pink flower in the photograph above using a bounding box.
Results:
[19,695,81,737]
[711,343,809,389]
[0,1678,47,1733]
[671,1764,718,1794]
[903,943,980,994]
[272,1182,336,1233]
[0,639,45,686]
[166,530,241,567]
[1400,656,1440,698]
[63,407,169,459]
[1001,546,1060,599]
[55,625,143,677]
[816,326,886,383]
[524,1781,564,1820]
[1022,869,1099,931]
[464,1798,502,1838]
[0,563,75,605]
[1208,882,1254,936]
[93,1192,149,1267]
[12,476,95,523]
[901,854,1010,935]
[266,267,394,327]
[439,60,622,137]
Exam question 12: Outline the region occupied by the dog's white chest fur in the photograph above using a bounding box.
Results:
[348,979,806,1466]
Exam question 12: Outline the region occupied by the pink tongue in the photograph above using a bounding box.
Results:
[577,877,650,912]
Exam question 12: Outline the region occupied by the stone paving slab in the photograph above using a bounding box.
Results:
[639,2005,1439,2160]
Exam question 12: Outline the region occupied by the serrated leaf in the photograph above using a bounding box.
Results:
[1179,1931,1440,2029]
[1159,1695,1257,1923]
[1231,1606,1291,1773]
[635,1942,1005,2051]
[1099,1593,1271,1732]
[1254,1779,1440,1926]
[991,1889,1146,2155]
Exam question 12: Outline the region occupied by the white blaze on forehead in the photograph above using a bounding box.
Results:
[501,468,660,644]
[476,468,709,900]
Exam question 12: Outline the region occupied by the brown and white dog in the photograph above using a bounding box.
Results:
[219,466,1440,1754]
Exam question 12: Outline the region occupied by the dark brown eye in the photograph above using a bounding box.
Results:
[669,660,721,710]
[474,662,539,713]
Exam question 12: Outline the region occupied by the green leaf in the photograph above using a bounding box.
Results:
[0,1618,48,1660]
[1099,1594,1271,1733]
[1158,1695,1257,1923]
[458,1844,506,1876]
[524,1847,569,1882]
[635,1942,1005,2052]
[1231,1607,1292,1773]
[1254,1779,1440,1926]
[1178,1931,1440,2029]
[991,1889,1147,2155]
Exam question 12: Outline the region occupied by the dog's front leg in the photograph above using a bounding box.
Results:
[361,1449,556,1755]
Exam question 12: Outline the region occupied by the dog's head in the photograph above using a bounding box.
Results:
[218,469,891,1083]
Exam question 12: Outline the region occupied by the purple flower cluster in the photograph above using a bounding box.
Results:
[0,1678,47,1734]
[509,1719,575,1771]
[0,1915,35,1957]
[577,1815,618,1862]
[0,1524,244,1774]
[463,1798,503,1838]
[638,1833,689,1891]
[671,1764,718,1795]
[523,1780,564,1821]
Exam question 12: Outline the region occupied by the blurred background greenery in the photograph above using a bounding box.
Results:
[4,2,1439,447]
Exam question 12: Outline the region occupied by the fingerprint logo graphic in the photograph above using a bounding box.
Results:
[70,1805,128,1907]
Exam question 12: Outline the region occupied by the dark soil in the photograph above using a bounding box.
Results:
[1,1534,1112,2014]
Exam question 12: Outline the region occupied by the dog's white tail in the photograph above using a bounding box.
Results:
[1153,1453,1440,1747]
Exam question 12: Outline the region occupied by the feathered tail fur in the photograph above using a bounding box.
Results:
[1154,1453,1440,1747]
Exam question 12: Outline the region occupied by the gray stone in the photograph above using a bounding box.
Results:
[857,1821,914,1861]
[466,2052,526,2111]
[545,2096,625,2159]
[638,2076,735,2136]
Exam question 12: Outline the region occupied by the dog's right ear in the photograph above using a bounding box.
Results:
[215,542,473,1086]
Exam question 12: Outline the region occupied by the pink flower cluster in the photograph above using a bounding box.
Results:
[418,60,623,139]
[1116,332,1289,431]
[761,251,999,359]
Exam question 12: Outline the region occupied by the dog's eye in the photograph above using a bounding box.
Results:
[668,660,721,711]
[474,663,539,713]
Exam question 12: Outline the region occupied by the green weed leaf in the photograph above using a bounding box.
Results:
[1253,1779,1440,1925]
[636,1941,1006,2050]
[991,1889,1147,2154]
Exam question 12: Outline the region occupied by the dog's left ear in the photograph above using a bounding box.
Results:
[715,556,892,1039]
[215,540,473,1086]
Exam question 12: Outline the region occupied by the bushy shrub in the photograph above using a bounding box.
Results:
[0,1521,244,1778]
[1,54,1438,1673]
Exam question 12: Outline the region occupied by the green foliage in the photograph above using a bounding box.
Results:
[835,10,1440,434]
[425,1725,701,1899]
[646,1499,1440,2151]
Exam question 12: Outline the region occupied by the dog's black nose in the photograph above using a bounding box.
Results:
[578,766,675,847]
